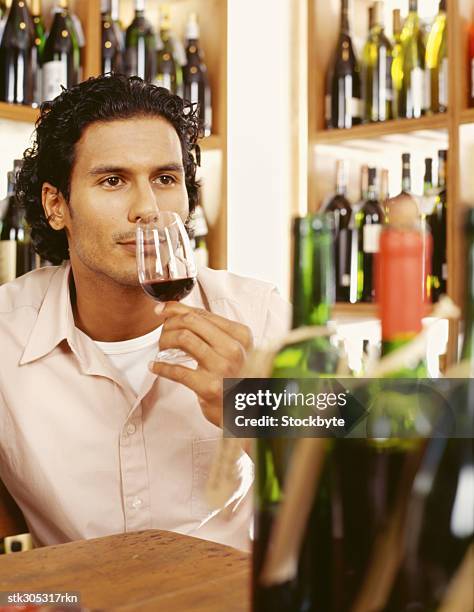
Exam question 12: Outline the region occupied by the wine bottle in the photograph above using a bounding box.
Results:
[382,210,474,609]
[425,0,447,114]
[154,4,181,94]
[101,0,124,74]
[421,158,434,302]
[361,1,393,123]
[0,167,35,284]
[400,0,426,119]
[42,0,80,101]
[124,0,156,82]
[349,165,368,303]
[355,167,384,303]
[30,0,45,107]
[325,0,362,129]
[254,213,342,612]
[189,203,209,267]
[391,9,403,119]
[0,0,34,105]
[428,149,447,302]
[183,12,212,137]
[323,160,352,302]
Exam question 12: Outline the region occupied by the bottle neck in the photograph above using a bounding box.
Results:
[335,162,347,196]
[439,0,446,13]
[409,0,418,14]
[423,162,433,193]
[134,0,145,14]
[402,159,411,193]
[438,155,447,189]
[341,0,350,34]
[461,228,474,362]
[292,216,333,329]
[31,0,41,16]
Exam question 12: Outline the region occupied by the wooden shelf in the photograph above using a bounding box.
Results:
[313,115,449,146]
[199,135,222,151]
[460,108,474,125]
[333,303,378,318]
[0,102,39,124]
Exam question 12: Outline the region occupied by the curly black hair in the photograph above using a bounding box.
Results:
[16,74,201,264]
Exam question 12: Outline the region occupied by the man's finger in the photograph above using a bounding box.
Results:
[149,361,222,405]
[155,302,253,350]
[160,314,248,366]
[158,329,238,376]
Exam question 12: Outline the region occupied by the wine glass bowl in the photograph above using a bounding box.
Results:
[136,211,197,363]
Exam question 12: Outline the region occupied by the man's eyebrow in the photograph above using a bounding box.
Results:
[87,163,185,176]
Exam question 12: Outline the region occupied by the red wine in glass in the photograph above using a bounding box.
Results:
[142,277,196,302]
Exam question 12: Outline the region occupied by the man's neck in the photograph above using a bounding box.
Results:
[69,264,161,343]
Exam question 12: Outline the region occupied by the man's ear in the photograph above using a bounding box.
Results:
[42,183,68,230]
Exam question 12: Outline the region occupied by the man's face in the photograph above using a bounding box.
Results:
[63,117,189,287]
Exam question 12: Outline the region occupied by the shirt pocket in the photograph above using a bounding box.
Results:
[191,437,221,521]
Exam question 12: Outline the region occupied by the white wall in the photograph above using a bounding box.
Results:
[227,0,292,297]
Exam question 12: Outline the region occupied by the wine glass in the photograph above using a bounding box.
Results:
[136,211,197,364]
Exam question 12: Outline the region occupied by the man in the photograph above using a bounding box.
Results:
[0,75,288,551]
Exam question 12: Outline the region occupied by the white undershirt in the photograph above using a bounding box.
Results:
[94,326,162,395]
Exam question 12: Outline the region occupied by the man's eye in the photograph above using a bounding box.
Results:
[157,175,176,186]
[101,176,123,187]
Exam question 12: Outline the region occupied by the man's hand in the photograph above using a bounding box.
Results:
[149,302,253,427]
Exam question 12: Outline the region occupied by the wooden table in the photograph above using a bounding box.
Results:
[0,530,250,611]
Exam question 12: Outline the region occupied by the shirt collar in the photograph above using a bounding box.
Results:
[20,262,75,365]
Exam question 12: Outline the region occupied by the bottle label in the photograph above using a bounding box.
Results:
[0,241,16,284]
[410,67,424,117]
[42,61,67,102]
[363,223,382,253]
[341,273,350,287]
[351,97,363,120]
[439,58,448,108]
[442,262,448,280]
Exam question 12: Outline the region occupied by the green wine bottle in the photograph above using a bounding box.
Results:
[400,0,426,119]
[101,0,124,75]
[425,0,447,114]
[461,208,474,366]
[253,214,341,612]
[361,1,393,123]
[391,9,403,119]
[428,149,447,302]
[155,4,181,95]
[31,0,46,107]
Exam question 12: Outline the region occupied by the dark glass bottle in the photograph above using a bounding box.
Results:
[0,167,35,283]
[30,0,45,107]
[101,0,124,74]
[325,0,362,129]
[0,0,34,105]
[323,160,352,302]
[427,149,447,302]
[253,213,341,612]
[42,0,81,101]
[183,12,212,136]
[355,167,384,302]
[124,0,156,82]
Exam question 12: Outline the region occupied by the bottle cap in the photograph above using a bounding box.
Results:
[186,12,200,40]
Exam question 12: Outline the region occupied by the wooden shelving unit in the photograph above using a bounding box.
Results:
[306,0,474,364]
[0,0,227,268]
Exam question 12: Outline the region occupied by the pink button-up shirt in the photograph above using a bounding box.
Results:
[0,263,289,551]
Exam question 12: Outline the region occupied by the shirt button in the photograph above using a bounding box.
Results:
[130,496,142,509]
[126,423,137,435]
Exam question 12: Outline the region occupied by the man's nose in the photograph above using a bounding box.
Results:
[128,180,159,222]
